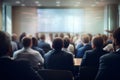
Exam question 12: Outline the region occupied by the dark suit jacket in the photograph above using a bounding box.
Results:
[0,56,43,80]
[44,50,74,73]
[96,49,120,80]
[76,44,92,58]
[32,46,45,57]
[79,48,108,80]
[38,40,51,53]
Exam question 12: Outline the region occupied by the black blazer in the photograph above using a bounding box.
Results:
[0,57,43,80]
[38,40,51,53]
[79,48,108,80]
[44,50,74,73]
[96,49,120,80]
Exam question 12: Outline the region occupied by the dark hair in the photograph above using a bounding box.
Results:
[113,28,120,46]
[52,37,63,50]
[22,37,32,48]
[19,32,26,42]
[40,33,45,40]
[0,31,11,56]
[63,37,70,48]
[59,33,64,39]
[92,36,103,48]
[32,37,38,46]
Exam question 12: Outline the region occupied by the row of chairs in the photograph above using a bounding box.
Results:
[38,69,74,80]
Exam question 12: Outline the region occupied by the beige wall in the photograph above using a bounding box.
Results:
[12,6,38,36]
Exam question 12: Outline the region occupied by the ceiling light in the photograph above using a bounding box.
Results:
[15,1,21,4]
[35,1,39,4]
[37,4,41,6]
[21,4,25,6]
[56,1,60,4]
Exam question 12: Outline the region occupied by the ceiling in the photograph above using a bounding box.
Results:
[3,0,119,8]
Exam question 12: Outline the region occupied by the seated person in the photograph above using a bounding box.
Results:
[0,31,43,80]
[32,37,45,57]
[76,34,92,58]
[79,35,108,80]
[13,37,44,69]
[96,28,120,80]
[44,37,74,74]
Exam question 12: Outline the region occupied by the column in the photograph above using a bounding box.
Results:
[107,4,119,31]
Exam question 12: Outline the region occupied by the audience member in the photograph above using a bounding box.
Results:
[76,34,92,58]
[13,37,44,69]
[44,37,74,74]
[62,37,75,57]
[18,32,26,49]
[38,33,51,53]
[79,35,108,80]
[96,28,120,80]
[0,31,43,80]
[32,37,45,57]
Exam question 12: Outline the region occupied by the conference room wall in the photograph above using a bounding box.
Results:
[12,6,104,36]
[12,6,38,36]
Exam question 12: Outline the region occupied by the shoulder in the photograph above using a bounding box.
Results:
[100,52,117,61]
[14,49,23,54]
[29,48,39,54]
[62,50,73,57]
[44,50,54,57]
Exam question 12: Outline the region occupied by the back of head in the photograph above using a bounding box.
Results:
[0,31,11,56]
[32,37,38,46]
[81,34,90,44]
[52,37,63,50]
[92,36,103,48]
[40,33,45,40]
[113,28,120,46]
[12,33,17,41]
[22,37,32,48]
[59,33,64,39]
[19,32,26,42]
[63,37,70,48]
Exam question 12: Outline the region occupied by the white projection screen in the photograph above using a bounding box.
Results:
[37,9,85,33]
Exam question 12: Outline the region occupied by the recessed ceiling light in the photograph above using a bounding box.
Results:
[21,4,25,6]
[15,1,21,4]
[35,1,39,4]
[37,4,41,6]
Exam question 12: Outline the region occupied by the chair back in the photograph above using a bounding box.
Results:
[38,69,74,80]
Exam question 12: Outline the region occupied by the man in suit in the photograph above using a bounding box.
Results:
[44,37,74,73]
[0,31,43,80]
[76,34,92,58]
[96,28,120,80]
[79,35,108,80]
[38,33,51,53]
